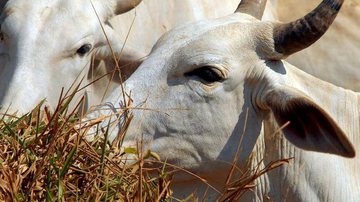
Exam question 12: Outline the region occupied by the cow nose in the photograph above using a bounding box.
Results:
[84,89,131,142]
[83,75,145,144]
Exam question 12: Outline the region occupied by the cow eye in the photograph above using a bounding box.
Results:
[185,66,224,83]
[76,44,92,56]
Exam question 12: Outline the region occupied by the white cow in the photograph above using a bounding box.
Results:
[0,0,143,113]
[0,0,242,114]
[89,0,360,200]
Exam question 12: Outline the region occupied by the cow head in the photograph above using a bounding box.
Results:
[0,0,142,114]
[91,0,355,177]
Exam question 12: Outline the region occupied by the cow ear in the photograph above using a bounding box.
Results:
[264,87,355,158]
[94,25,145,81]
[96,25,146,59]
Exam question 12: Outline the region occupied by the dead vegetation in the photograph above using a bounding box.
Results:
[0,84,290,201]
[0,84,171,201]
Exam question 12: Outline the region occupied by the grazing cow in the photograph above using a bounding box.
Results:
[89,0,360,200]
[0,0,240,114]
[0,0,144,113]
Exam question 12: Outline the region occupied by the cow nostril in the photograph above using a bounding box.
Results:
[0,32,4,42]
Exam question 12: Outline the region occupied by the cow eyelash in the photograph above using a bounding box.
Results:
[185,66,224,83]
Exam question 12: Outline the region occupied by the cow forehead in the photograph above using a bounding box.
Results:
[154,14,256,49]
[2,0,107,51]
[5,0,97,12]
[153,13,257,51]
[3,0,105,30]
[148,13,262,73]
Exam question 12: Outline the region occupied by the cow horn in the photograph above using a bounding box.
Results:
[235,0,267,19]
[114,0,143,15]
[272,0,344,58]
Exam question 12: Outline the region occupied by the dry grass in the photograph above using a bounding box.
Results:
[0,85,171,201]
[0,84,290,201]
